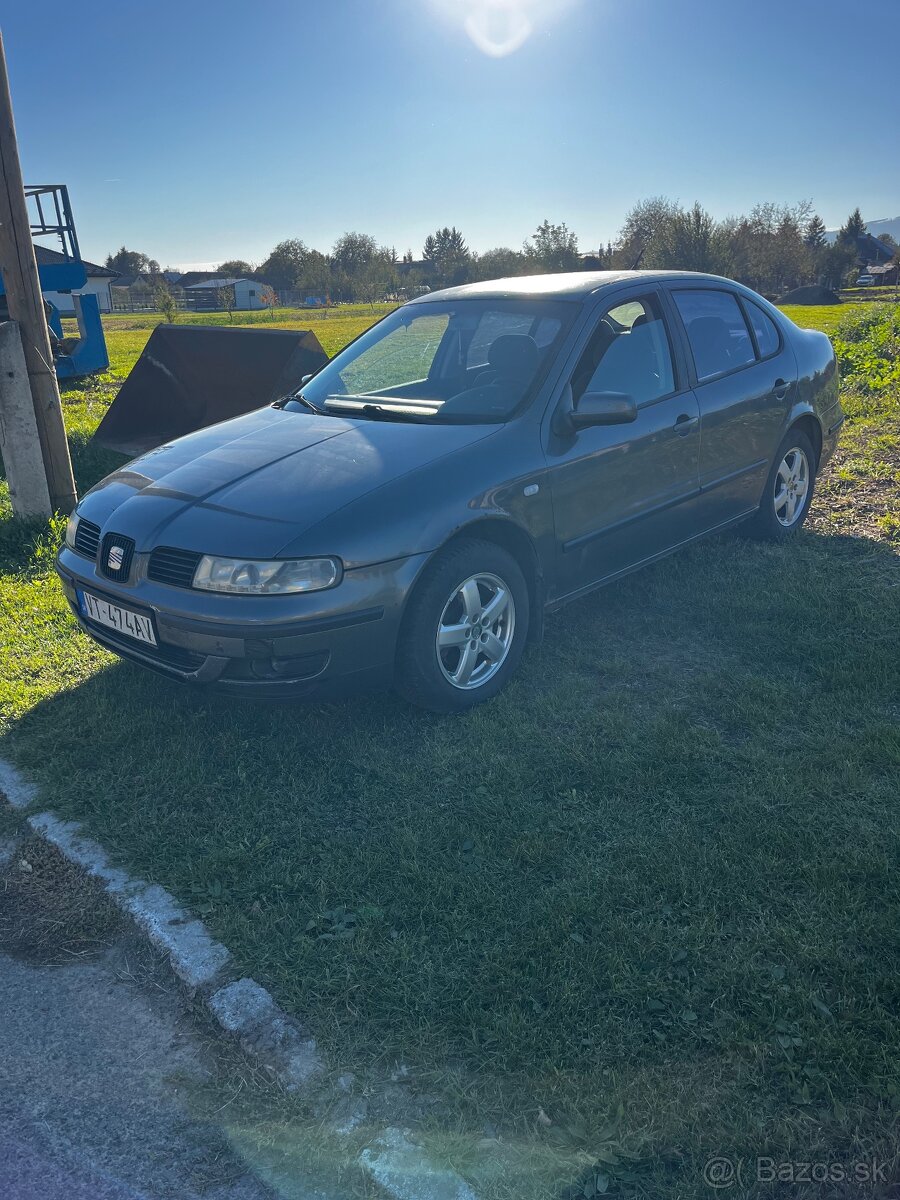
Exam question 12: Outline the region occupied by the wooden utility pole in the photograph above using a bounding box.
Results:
[0,321,52,515]
[0,30,76,513]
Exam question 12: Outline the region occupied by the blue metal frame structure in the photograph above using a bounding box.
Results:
[0,183,108,377]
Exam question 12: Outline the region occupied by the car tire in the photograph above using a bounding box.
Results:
[742,428,818,541]
[395,539,530,713]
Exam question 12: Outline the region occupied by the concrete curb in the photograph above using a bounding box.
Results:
[0,757,481,1199]
[4,760,325,1086]
[0,758,38,810]
[361,1128,479,1200]
[28,811,234,993]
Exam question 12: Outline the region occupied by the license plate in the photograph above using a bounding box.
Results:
[79,590,157,646]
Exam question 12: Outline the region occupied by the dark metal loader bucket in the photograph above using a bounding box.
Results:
[92,325,329,455]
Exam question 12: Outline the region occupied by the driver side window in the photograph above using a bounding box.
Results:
[571,295,675,406]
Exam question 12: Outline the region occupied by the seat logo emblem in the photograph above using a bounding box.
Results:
[107,545,125,572]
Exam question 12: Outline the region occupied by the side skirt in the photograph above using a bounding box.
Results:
[544,506,759,613]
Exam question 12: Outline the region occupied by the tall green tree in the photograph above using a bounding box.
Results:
[652,202,717,272]
[331,232,379,276]
[610,197,819,293]
[422,226,471,287]
[259,239,309,289]
[105,246,160,275]
[473,247,528,281]
[423,226,468,260]
[217,259,255,277]
[294,249,331,300]
[803,214,827,250]
[525,220,580,272]
[356,258,395,308]
[612,197,681,267]
[838,207,866,247]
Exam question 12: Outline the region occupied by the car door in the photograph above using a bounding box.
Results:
[667,286,798,526]
[544,289,703,600]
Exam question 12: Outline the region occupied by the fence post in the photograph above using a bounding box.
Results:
[0,320,52,517]
[0,31,76,513]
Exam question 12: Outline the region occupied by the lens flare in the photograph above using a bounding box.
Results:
[430,0,577,57]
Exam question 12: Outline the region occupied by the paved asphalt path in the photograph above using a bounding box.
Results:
[0,947,274,1200]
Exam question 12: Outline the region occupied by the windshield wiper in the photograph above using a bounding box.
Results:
[273,392,331,415]
[323,398,427,423]
[357,403,423,422]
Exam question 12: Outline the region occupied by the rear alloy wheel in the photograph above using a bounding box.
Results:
[773,445,811,528]
[743,428,817,541]
[396,540,529,712]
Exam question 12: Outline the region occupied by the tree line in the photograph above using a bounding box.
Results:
[246,221,586,302]
[107,201,896,305]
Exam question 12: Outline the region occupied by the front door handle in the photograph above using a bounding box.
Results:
[674,413,699,435]
[772,378,789,401]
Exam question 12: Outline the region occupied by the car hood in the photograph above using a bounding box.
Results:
[80,407,498,559]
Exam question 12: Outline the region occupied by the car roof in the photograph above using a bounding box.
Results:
[406,269,746,305]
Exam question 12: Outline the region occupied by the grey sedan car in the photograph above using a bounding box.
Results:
[57,271,843,711]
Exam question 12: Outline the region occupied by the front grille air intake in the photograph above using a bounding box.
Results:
[72,518,101,561]
[147,546,203,589]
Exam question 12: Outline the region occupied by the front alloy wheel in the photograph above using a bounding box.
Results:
[436,572,516,690]
[396,539,530,712]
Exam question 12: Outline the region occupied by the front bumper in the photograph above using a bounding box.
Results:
[56,546,429,698]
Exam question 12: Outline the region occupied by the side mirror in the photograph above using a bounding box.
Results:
[570,390,638,430]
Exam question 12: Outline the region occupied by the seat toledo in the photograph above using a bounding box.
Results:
[57,271,843,711]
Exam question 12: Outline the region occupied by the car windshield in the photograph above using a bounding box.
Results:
[283,298,577,423]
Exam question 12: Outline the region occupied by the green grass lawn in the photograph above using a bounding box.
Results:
[1,304,899,1198]
[779,304,847,335]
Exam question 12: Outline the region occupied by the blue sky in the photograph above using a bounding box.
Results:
[6,0,899,269]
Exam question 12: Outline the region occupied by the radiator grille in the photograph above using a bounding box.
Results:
[147,546,202,589]
[72,518,101,560]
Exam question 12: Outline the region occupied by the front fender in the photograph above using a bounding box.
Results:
[280,424,552,572]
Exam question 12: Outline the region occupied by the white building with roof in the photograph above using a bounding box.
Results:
[183,277,268,311]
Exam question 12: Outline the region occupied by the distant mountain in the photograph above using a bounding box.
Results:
[864,216,900,243]
[825,216,900,244]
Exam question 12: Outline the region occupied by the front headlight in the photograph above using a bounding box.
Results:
[192,555,342,595]
[65,513,80,549]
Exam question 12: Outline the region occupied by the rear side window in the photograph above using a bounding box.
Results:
[673,289,755,381]
[745,299,781,359]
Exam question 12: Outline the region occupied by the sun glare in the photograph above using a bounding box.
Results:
[429,0,578,57]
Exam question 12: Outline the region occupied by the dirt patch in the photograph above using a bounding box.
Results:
[778,284,841,305]
[809,427,900,544]
[0,836,123,964]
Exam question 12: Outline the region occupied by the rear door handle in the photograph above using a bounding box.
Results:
[674,414,699,435]
[772,378,789,401]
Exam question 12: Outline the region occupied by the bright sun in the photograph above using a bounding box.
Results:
[429,0,578,58]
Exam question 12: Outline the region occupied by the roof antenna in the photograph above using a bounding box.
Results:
[630,244,646,270]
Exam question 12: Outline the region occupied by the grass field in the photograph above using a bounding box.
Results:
[779,304,846,335]
[2,303,899,1198]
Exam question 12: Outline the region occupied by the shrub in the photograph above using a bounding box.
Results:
[832,303,900,394]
